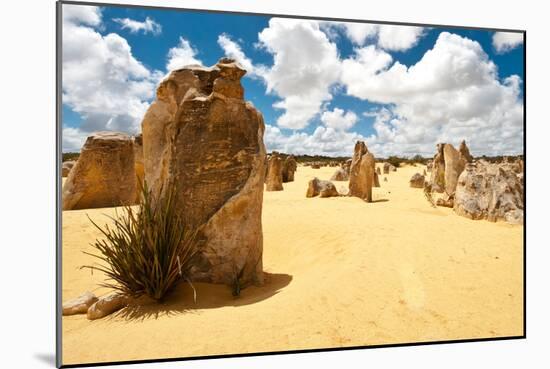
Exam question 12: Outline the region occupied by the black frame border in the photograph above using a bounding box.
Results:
[55,1,527,368]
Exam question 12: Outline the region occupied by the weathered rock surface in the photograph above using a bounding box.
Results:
[62,161,76,177]
[376,167,381,175]
[373,172,380,187]
[330,167,349,181]
[436,194,454,208]
[458,140,474,163]
[443,143,466,195]
[141,58,265,286]
[62,292,98,316]
[409,173,425,188]
[339,186,350,196]
[266,152,284,191]
[349,141,375,202]
[383,162,396,174]
[430,143,446,193]
[87,294,128,320]
[282,155,297,183]
[306,177,339,198]
[62,131,137,210]
[426,160,433,172]
[133,133,144,193]
[454,162,524,224]
[429,141,473,196]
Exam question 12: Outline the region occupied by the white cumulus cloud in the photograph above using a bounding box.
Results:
[166,37,202,71]
[320,108,358,130]
[492,31,524,53]
[257,18,342,130]
[113,16,162,35]
[329,22,425,51]
[62,4,162,152]
[265,124,369,156]
[341,32,523,157]
[217,34,267,78]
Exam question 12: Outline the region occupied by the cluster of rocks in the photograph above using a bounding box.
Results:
[62,291,128,320]
[309,141,381,202]
[454,160,524,224]
[424,140,523,224]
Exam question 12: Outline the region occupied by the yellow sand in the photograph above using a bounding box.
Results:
[61,164,523,365]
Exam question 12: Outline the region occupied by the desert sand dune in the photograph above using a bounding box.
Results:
[61,164,523,365]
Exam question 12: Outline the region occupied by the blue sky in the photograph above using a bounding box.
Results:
[62,4,524,157]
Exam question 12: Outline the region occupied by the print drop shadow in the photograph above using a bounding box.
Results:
[113,272,292,322]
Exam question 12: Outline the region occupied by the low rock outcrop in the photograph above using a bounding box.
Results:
[62,131,137,210]
[330,167,349,181]
[454,162,524,224]
[306,177,339,198]
[62,161,76,177]
[383,162,396,174]
[409,173,425,188]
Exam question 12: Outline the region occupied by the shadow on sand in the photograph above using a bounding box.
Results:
[113,272,293,322]
[371,199,389,203]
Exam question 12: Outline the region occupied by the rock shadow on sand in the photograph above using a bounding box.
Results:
[113,272,292,322]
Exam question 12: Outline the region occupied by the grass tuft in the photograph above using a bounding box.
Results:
[82,181,199,301]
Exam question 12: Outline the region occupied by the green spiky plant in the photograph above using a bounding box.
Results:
[83,181,199,302]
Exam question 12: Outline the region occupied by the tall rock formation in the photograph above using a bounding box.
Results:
[282,155,297,183]
[265,152,284,191]
[141,58,265,287]
[348,141,376,202]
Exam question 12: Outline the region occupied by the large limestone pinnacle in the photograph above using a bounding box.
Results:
[141,58,266,287]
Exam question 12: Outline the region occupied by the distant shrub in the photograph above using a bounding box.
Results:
[409,154,428,165]
[386,156,404,168]
[62,152,80,162]
[83,181,200,301]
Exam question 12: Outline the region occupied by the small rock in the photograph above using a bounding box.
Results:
[306,177,339,198]
[339,186,350,196]
[330,167,349,181]
[409,173,425,188]
[62,161,76,178]
[63,291,98,316]
[87,294,129,320]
